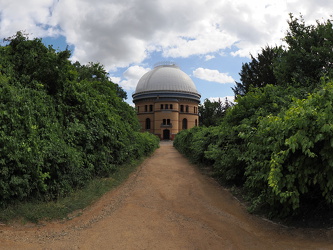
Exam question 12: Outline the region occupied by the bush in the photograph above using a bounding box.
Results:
[243,80,333,216]
[0,32,159,207]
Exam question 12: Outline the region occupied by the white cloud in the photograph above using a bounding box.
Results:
[193,68,234,84]
[1,0,333,68]
[205,55,215,61]
[115,65,150,91]
[0,0,59,38]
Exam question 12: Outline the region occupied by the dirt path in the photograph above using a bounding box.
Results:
[1,141,333,249]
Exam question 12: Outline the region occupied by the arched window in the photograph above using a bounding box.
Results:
[146,118,151,130]
[182,118,188,130]
[195,119,198,126]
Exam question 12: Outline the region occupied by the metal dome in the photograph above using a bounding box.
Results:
[134,64,200,96]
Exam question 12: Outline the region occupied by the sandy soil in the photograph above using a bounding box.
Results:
[0,141,332,249]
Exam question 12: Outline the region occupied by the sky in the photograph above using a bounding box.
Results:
[1,0,333,106]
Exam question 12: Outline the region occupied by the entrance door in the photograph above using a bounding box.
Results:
[163,129,170,140]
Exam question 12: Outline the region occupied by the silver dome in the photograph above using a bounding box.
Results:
[134,64,199,95]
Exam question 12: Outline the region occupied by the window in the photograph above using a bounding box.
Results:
[170,104,173,109]
[186,105,189,112]
[145,105,148,112]
[146,118,151,130]
[165,104,169,109]
[182,118,188,129]
[195,119,198,126]
[194,107,197,113]
[161,104,164,109]
[180,105,184,112]
[162,119,171,125]
[137,106,140,113]
[149,105,153,112]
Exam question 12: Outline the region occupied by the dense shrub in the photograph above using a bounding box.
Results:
[175,85,296,186]
[174,16,333,219]
[174,126,217,165]
[243,80,333,216]
[0,32,159,207]
[174,82,333,217]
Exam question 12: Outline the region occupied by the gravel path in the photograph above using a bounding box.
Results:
[0,141,332,249]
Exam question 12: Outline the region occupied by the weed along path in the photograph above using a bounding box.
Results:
[1,141,333,249]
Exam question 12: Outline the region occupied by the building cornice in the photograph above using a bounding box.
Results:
[133,91,201,103]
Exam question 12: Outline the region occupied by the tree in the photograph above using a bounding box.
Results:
[4,31,73,95]
[275,14,333,90]
[73,61,127,99]
[0,32,159,207]
[199,98,232,127]
[233,46,282,97]
[174,14,333,220]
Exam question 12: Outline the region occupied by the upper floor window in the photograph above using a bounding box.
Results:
[149,105,153,112]
[186,105,189,113]
[145,105,148,112]
[180,105,184,112]
[160,104,174,110]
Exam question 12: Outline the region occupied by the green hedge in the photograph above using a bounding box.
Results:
[0,33,159,207]
[174,82,333,217]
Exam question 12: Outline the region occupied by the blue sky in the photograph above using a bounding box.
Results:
[1,0,333,106]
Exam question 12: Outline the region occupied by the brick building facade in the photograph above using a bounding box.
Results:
[132,63,201,140]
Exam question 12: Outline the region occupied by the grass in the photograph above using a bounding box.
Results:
[0,158,144,224]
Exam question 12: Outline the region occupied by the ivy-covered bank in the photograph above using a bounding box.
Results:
[174,15,333,221]
[0,32,159,208]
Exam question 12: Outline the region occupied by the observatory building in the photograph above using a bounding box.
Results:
[132,62,201,140]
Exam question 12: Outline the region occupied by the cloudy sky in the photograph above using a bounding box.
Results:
[1,0,332,105]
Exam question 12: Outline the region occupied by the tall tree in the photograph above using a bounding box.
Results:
[73,61,127,99]
[199,98,233,127]
[233,46,282,97]
[4,31,73,95]
[275,14,333,89]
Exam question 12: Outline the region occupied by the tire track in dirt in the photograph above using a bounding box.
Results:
[0,141,332,249]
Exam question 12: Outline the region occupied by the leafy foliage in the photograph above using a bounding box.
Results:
[233,46,283,97]
[244,80,333,215]
[174,15,333,219]
[0,32,159,207]
[275,14,333,90]
[198,98,233,127]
